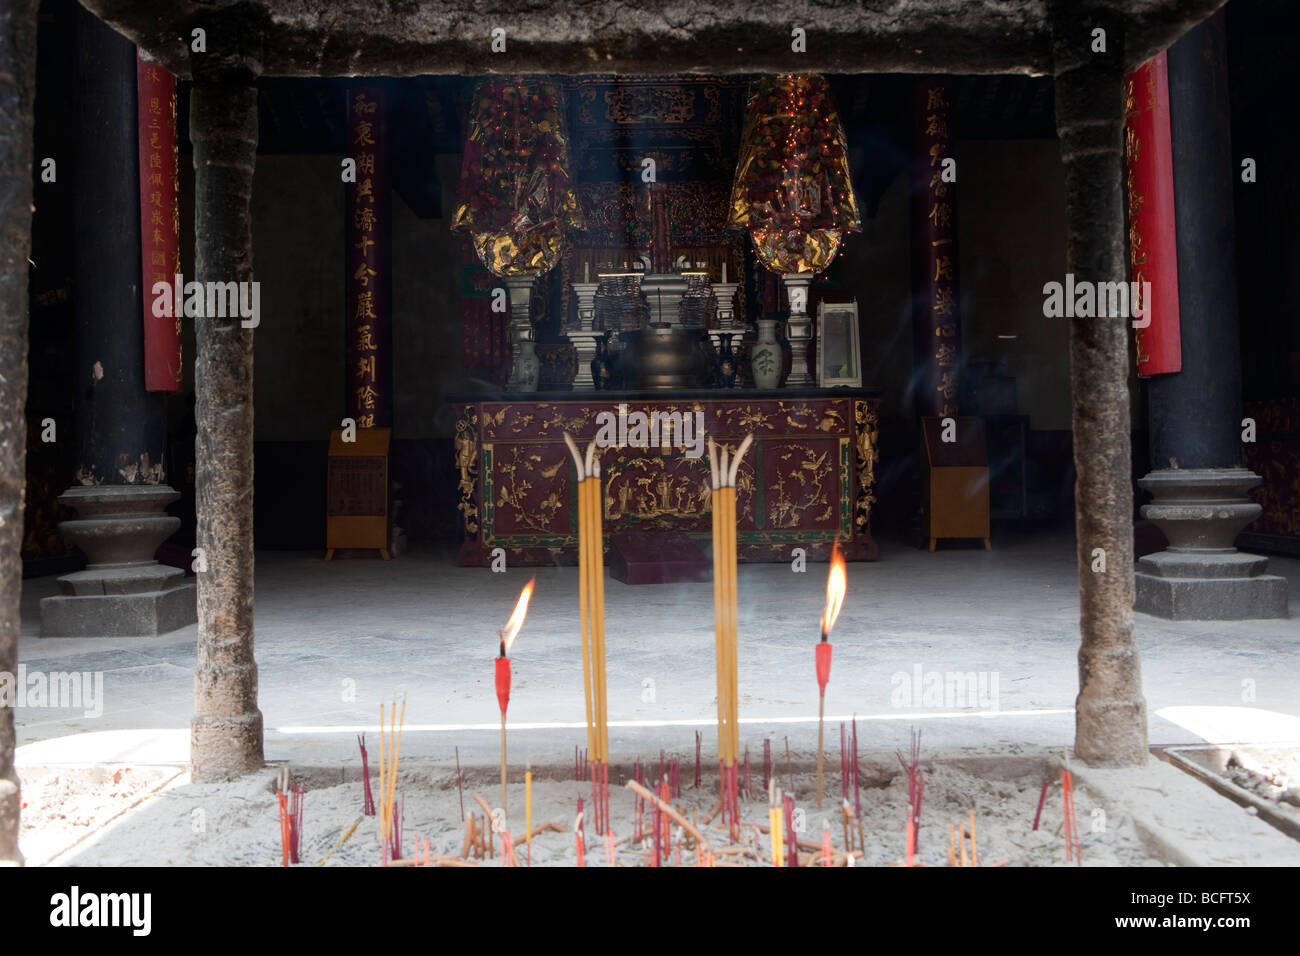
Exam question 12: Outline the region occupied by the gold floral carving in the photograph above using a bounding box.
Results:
[854,400,879,531]
[495,446,565,533]
[604,455,753,529]
[719,405,775,432]
[768,445,831,528]
[454,406,480,535]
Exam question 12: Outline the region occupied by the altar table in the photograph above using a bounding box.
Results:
[453,388,881,566]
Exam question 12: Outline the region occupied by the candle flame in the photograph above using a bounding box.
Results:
[501,577,535,654]
[821,544,846,637]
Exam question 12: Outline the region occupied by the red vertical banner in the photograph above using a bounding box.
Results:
[1125,52,1182,377]
[136,53,181,392]
[912,81,960,418]
[345,87,393,428]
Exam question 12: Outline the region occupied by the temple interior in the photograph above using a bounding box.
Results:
[3,0,1299,872]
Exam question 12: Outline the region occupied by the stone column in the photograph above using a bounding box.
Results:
[189,30,264,782]
[1134,13,1288,620]
[0,0,39,867]
[1052,10,1148,767]
[40,8,195,638]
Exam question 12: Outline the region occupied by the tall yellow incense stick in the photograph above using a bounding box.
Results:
[719,444,732,765]
[708,435,751,773]
[726,435,751,763]
[390,696,405,840]
[709,442,726,764]
[728,483,739,762]
[590,456,608,762]
[564,434,597,762]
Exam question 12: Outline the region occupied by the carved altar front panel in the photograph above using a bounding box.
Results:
[455,393,879,566]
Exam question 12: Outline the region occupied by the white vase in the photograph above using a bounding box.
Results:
[750,319,782,389]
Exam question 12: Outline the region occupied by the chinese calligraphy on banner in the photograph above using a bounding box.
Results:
[1124,52,1182,377]
[345,87,392,428]
[135,53,180,392]
[913,82,961,419]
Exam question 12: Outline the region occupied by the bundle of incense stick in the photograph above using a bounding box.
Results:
[948,811,979,866]
[897,727,924,851]
[783,793,798,867]
[1062,768,1081,864]
[709,435,752,835]
[377,695,406,849]
[564,434,610,835]
[290,781,305,863]
[840,722,848,802]
[357,735,375,816]
[767,780,784,867]
[851,717,861,816]
[276,768,293,866]
[387,793,404,862]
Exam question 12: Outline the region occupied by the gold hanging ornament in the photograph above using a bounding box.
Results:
[451,77,582,278]
[728,74,860,276]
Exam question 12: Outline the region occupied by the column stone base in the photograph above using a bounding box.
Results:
[1134,468,1289,620]
[39,484,196,637]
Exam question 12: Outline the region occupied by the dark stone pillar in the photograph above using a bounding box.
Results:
[1134,12,1288,619]
[0,0,39,867]
[1052,8,1148,767]
[189,25,264,782]
[39,8,195,638]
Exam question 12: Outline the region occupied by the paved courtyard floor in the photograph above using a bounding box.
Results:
[13,530,1300,773]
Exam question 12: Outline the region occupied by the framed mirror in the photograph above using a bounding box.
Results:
[816,300,861,387]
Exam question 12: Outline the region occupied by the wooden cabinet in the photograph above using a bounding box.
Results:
[453,389,881,566]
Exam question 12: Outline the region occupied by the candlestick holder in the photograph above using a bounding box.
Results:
[567,280,602,389]
[782,273,814,386]
[503,274,540,392]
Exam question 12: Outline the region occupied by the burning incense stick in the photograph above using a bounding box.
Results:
[496,577,534,817]
[817,543,845,808]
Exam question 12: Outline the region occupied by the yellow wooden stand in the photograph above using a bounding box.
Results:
[921,417,991,552]
[325,426,391,560]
